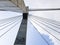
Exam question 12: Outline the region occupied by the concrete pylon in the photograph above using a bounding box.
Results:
[14,13,28,45]
[14,6,28,45]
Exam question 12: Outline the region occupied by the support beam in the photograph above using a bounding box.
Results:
[14,13,28,45]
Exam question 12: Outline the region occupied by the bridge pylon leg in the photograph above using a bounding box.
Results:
[14,13,28,45]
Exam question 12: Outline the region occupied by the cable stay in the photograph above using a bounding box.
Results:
[0,15,22,21]
[29,15,60,29]
[0,19,21,39]
[0,17,22,31]
[31,18,60,34]
[29,21,52,45]
[0,15,22,24]
[33,17,60,29]
[29,15,60,26]
[29,19,60,41]
[0,15,22,27]
[0,17,20,27]
[0,16,21,27]
[30,17,60,33]
[30,15,60,30]
[31,18,60,33]
[33,17,60,32]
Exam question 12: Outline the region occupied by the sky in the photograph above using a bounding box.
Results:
[24,0,60,9]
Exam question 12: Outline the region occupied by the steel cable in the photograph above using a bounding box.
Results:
[0,15,22,24]
[0,16,20,27]
[29,19,60,41]
[30,17,60,33]
[30,15,60,26]
[0,16,22,31]
[28,20,50,45]
[0,18,21,39]
[32,16,60,29]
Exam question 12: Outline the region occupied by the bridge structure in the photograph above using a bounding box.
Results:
[0,0,60,45]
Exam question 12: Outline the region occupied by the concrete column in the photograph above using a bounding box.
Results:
[14,13,28,45]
